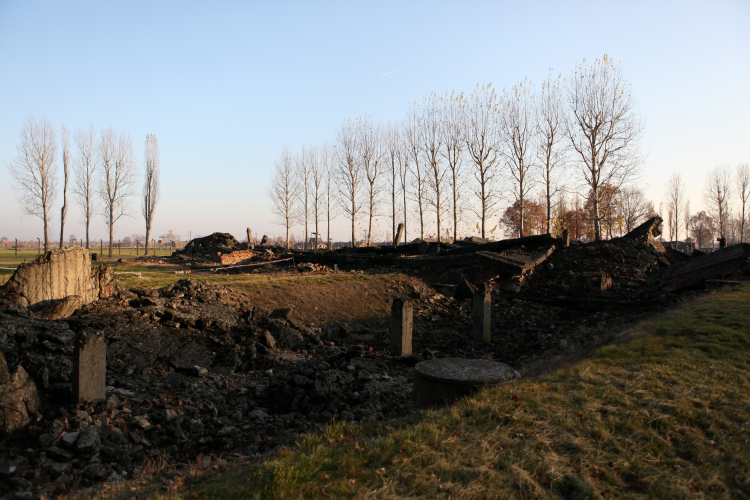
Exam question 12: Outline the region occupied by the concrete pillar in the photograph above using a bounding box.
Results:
[390,299,413,356]
[394,223,405,247]
[472,283,491,342]
[72,330,106,404]
[562,229,570,247]
[247,228,254,249]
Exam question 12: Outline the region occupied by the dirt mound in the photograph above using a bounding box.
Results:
[181,232,243,254]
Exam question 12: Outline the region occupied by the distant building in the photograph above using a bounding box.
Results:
[0,236,8,244]
[69,235,77,245]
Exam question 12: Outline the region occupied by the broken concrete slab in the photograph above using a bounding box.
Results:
[474,244,556,276]
[649,244,750,292]
[394,223,404,247]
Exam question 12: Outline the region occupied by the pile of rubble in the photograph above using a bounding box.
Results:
[180,233,245,255]
[0,278,416,497]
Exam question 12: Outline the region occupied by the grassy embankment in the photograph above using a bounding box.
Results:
[154,285,749,499]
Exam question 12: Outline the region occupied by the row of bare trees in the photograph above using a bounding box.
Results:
[7,116,161,256]
[660,163,750,248]
[269,56,646,246]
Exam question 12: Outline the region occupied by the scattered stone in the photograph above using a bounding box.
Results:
[269,307,292,319]
[0,353,41,432]
[76,426,101,457]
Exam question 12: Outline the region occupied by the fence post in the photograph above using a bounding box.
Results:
[15,239,17,258]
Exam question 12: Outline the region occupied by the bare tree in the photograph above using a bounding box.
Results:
[384,122,402,244]
[403,104,428,239]
[501,81,536,237]
[143,134,160,256]
[358,115,384,246]
[535,74,569,234]
[421,94,447,241]
[309,146,325,249]
[98,128,136,257]
[665,172,686,241]
[703,165,732,239]
[59,125,70,248]
[567,56,645,241]
[268,146,300,248]
[296,146,311,250]
[320,143,334,249]
[73,126,97,249]
[465,84,502,239]
[618,187,651,233]
[8,116,58,252]
[335,119,363,246]
[440,91,466,242]
[397,136,410,243]
[736,163,750,242]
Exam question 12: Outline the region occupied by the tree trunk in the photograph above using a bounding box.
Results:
[109,215,114,257]
[546,164,551,234]
[42,204,49,253]
[59,193,67,249]
[593,193,601,241]
[351,196,356,247]
[367,195,373,247]
[145,226,151,256]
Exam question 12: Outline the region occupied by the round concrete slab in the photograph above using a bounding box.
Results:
[413,358,520,409]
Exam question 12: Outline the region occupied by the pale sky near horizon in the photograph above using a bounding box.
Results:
[1,1,749,243]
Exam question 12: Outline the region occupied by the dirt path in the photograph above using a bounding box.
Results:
[235,274,426,324]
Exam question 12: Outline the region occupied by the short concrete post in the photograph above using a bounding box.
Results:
[390,299,413,356]
[394,223,405,247]
[72,330,106,404]
[472,283,491,342]
[247,228,254,249]
[562,229,570,247]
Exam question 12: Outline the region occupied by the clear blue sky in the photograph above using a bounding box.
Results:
[1,1,748,243]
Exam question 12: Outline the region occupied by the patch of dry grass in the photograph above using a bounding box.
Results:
[151,285,750,499]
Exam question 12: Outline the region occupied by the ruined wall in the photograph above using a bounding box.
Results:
[0,247,113,309]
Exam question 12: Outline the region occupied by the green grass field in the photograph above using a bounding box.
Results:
[0,249,370,290]
[149,285,750,500]
[0,248,175,287]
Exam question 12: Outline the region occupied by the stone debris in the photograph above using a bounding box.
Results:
[0,353,41,433]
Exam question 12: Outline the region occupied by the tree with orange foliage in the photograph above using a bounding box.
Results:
[500,199,547,237]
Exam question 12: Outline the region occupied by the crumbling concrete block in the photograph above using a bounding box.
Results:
[0,353,41,432]
[0,247,114,316]
[390,299,413,356]
[72,331,106,404]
